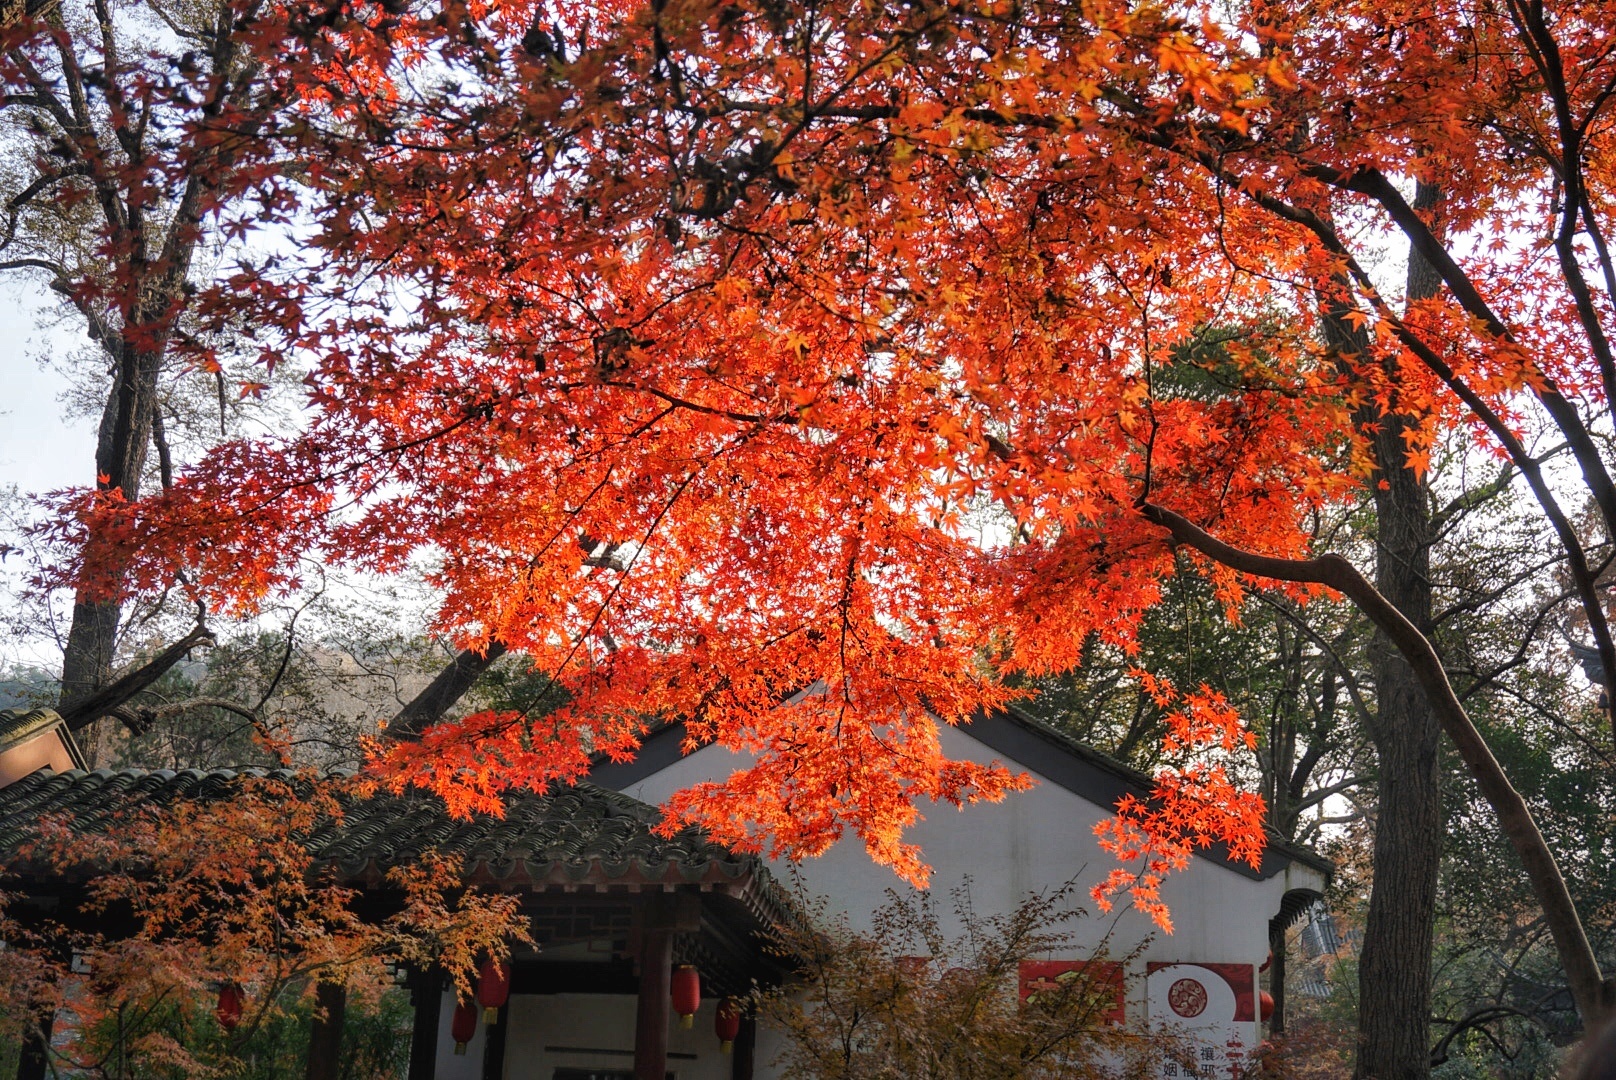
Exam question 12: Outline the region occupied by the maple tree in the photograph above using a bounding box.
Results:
[0,774,527,1077]
[11,0,1616,1051]
[0,0,541,768]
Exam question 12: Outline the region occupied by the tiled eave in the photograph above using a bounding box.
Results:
[0,767,788,929]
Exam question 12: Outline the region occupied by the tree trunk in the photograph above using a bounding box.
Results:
[1354,605,1441,1080]
[15,1008,53,1080]
[1143,501,1612,1026]
[387,641,509,738]
[1352,181,1444,1080]
[58,341,165,764]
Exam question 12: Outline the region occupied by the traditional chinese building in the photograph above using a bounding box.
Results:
[0,705,1329,1080]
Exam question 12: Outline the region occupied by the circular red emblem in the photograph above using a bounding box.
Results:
[1168,978,1208,1018]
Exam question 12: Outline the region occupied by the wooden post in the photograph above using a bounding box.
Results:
[634,913,674,1080]
[408,967,442,1080]
[481,997,509,1080]
[15,1009,53,1080]
[731,1014,756,1080]
[1268,925,1287,1035]
[304,981,347,1080]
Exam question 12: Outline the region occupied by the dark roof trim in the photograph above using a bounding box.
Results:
[1269,886,1326,936]
[588,707,1333,884]
[589,720,690,790]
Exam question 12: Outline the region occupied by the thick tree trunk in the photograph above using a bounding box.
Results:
[1142,503,1611,1027]
[15,1009,53,1080]
[387,641,509,738]
[1351,182,1444,1080]
[58,342,165,763]
[1355,574,1441,1080]
[1353,406,1441,1080]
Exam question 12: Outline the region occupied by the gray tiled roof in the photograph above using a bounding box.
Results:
[0,767,762,891]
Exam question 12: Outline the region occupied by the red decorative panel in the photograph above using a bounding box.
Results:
[1018,960,1125,1023]
[1146,962,1256,1022]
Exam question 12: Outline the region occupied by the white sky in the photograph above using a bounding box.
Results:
[0,282,96,497]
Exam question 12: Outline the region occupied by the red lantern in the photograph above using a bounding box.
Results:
[477,956,512,1024]
[215,984,244,1031]
[451,1000,478,1055]
[715,998,742,1054]
[1259,991,1276,1022]
[671,965,701,1029]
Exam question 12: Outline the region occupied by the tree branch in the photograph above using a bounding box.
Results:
[59,622,215,732]
[1137,500,1612,1024]
[384,640,509,739]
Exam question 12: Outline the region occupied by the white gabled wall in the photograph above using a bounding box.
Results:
[618,722,1308,964]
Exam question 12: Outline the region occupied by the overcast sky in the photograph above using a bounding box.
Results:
[0,282,96,497]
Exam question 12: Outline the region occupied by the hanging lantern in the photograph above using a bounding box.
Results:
[671,965,701,1029]
[214,983,244,1031]
[1259,991,1275,1022]
[715,998,742,1054]
[451,1000,478,1054]
[477,956,512,1024]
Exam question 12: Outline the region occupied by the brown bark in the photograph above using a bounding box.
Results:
[1351,180,1444,1080]
[386,640,509,738]
[56,289,189,762]
[25,0,239,757]
[58,623,215,732]
[15,1008,53,1080]
[1268,926,1287,1035]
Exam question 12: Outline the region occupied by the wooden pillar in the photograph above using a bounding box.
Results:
[407,967,442,1080]
[1268,924,1287,1035]
[481,998,509,1080]
[15,1009,53,1080]
[304,981,347,1080]
[731,1014,756,1080]
[634,921,674,1080]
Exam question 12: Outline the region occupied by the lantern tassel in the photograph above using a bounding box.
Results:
[680,1013,694,1029]
[483,1006,499,1025]
[722,1040,734,1054]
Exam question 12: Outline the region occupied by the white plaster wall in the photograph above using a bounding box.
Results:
[619,722,1309,966]
[431,991,490,1080]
